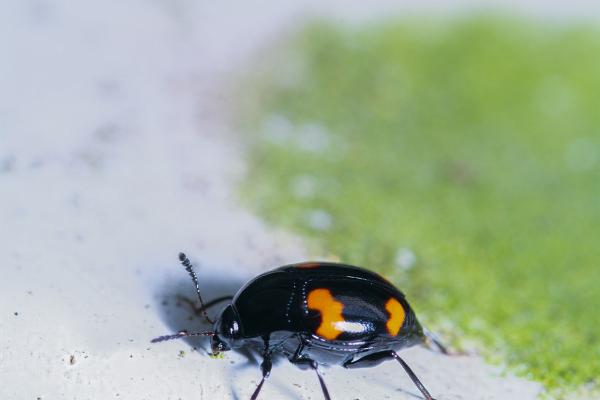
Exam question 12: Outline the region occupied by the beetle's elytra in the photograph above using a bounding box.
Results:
[153,253,441,400]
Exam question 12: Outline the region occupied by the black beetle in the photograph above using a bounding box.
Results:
[153,253,444,400]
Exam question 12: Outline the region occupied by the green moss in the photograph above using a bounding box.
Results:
[240,16,600,392]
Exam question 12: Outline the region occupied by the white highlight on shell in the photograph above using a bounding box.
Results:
[334,321,367,333]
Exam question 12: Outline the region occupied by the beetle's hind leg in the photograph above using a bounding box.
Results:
[393,352,436,400]
[422,327,449,355]
[344,351,436,400]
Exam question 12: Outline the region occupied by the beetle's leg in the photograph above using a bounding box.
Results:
[288,338,306,364]
[289,359,331,400]
[393,352,436,400]
[176,294,233,317]
[343,351,436,400]
[250,352,272,400]
[250,336,272,400]
[423,327,449,355]
[310,361,331,400]
[289,344,331,400]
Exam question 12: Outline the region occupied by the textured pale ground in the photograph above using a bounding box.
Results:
[4,1,597,399]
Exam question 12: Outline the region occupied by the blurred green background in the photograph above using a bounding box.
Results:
[239,16,600,393]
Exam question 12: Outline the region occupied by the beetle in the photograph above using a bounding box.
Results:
[153,253,444,400]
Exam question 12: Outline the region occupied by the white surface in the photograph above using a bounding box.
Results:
[3,0,588,399]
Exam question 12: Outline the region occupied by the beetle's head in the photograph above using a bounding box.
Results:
[150,253,245,356]
[150,304,242,355]
[211,304,242,355]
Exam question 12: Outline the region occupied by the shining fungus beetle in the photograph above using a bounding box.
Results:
[152,253,446,400]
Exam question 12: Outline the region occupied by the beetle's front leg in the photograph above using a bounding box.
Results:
[250,336,272,400]
[249,353,272,400]
[176,294,233,317]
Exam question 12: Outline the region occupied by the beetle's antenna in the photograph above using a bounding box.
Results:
[179,252,215,325]
[151,330,214,343]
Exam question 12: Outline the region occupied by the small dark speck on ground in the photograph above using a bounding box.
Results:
[0,156,16,172]
[14,312,18,316]
[69,355,76,365]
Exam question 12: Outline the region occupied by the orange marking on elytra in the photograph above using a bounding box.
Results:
[385,298,405,336]
[307,289,345,340]
[296,262,320,269]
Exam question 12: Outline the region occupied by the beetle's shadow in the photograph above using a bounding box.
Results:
[152,267,268,399]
